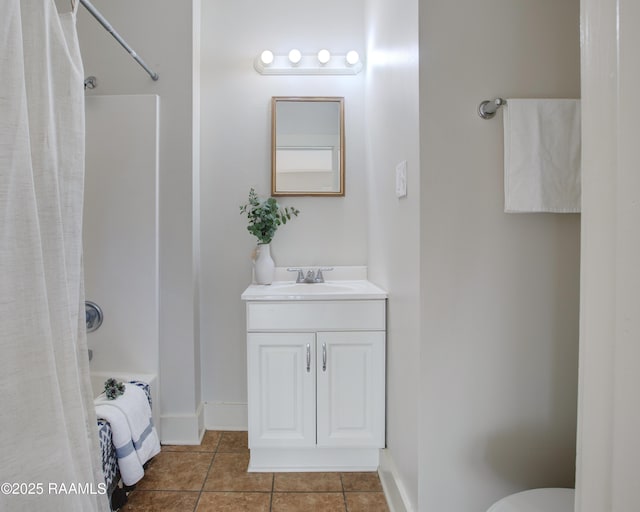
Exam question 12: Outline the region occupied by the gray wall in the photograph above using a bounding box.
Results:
[419,0,581,510]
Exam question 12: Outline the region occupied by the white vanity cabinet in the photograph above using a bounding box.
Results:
[241,286,386,472]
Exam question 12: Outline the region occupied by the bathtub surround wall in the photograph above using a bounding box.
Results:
[418,1,580,511]
[199,0,367,428]
[84,95,159,380]
[78,0,202,443]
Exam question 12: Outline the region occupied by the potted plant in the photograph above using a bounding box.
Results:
[240,188,299,284]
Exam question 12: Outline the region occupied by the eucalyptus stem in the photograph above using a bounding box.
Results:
[240,188,300,244]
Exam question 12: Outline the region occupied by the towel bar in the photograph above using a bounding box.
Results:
[478,98,506,119]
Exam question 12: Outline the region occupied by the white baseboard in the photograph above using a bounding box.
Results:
[378,448,414,512]
[160,402,204,445]
[203,401,248,431]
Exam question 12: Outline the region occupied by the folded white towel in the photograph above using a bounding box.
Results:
[503,99,581,213]
[95,383,161,486]
[95,403,143,485]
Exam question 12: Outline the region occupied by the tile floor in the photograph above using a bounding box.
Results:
[121,431,390,512]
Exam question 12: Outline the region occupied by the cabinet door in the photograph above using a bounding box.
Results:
[316,331,385,447]
[247,332,316,448]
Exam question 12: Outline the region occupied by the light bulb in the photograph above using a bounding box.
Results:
[288,49,302,64]
[260,50,274,65]
[317,49,331,64]
[346,50,360,65]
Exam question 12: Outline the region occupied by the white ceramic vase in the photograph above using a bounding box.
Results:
[254,243,275,285]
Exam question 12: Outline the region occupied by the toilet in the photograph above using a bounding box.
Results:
[487,488,574,512]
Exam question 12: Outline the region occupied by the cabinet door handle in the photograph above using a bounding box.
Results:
[322,343,327,372]
[306,344,311,373]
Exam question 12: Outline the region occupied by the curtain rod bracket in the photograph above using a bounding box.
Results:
[478,98,506,119]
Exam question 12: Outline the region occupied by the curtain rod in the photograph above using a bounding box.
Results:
[78,0,159,81]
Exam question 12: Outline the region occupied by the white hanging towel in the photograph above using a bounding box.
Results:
[503,99,581,213]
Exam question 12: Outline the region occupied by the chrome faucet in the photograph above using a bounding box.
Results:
[314,268,333,283]
[287,268,305,283]
[287,267,334,283]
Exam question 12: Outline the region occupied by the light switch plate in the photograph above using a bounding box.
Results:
[395,160,407,198]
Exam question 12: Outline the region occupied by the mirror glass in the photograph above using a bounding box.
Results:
[272,97,344,196]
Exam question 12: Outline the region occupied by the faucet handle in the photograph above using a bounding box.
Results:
[286,267,305,283]
[314,267,334,283]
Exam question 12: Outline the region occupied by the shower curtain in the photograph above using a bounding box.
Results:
[0,1,109,511]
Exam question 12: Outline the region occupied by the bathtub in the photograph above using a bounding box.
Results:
[90,371,160,437]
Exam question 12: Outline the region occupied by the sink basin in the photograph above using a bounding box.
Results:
[241,280,387,301]
[269,282,355,293]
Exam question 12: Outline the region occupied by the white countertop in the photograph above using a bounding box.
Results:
[241,279,388,301]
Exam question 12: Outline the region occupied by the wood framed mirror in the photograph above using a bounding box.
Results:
[271,97,345,196]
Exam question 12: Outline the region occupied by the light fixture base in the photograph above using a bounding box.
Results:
[254,53,363,75]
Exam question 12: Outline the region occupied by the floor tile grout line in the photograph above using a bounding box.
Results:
[272,490,345,494]
[340,473,349,512]
[191,433,220,512]
[192,490,364,494]
[269,471,275,512]
[193,454,211,512]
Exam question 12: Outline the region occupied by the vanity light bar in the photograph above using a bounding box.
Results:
[254,49,363,75]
